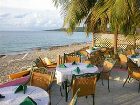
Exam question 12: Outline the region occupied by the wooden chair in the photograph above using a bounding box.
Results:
[76,50,88,57]
[57,55,64,66]
[123,59,140,92]
[118,53,128,69]
[70,73,100,105]
[64,53,81,63]
[100,59,116,92]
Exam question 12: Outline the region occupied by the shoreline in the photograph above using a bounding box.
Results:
[0,41,90,56]
[0,42,91,83]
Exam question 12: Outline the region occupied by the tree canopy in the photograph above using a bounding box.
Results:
[53,0,140,35]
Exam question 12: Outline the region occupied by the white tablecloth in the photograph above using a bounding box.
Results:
[0,86,50,105]
[55,63,99,84]
[86,47,100,54]
[128,55,140,67]
[86,49,98,54]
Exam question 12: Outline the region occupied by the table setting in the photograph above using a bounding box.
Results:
[0,85,50,105]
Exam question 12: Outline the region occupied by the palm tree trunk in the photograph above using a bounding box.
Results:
[92,32,95,47]
[114,29,118,55]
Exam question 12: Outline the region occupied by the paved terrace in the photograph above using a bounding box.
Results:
[50,66,140,105]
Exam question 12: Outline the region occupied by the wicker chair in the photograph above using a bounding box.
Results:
[87,51,104,67]
[100,59,116,92]
[64,53,81,63]
[71,73,100,105]
[30,71,54,90]
[123,59,140,92]
[87,55,99,66]
[118,53,128,69]
[30,68,55,105]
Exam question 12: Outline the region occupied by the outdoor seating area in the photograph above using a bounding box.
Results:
[1,0,140,105]
[1,45,140,105]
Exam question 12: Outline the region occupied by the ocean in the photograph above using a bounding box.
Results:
[0,31,92,55]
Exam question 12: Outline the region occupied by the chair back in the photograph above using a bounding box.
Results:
[33,57,46,68]
[71,73,100,97]
[77,50,88,57]
[30,71,54,90]
[127,59,138,74]
[119,54,128,64]
[57,55,64,66]
[131,49,135,55]
[64,53,81,63]
[102,59,115,72]
[127,60,140,80]
[31,67,47,74]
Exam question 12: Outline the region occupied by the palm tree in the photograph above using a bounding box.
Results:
[53,0,140,54]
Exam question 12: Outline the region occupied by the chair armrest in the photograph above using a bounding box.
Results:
[47,63,57,68]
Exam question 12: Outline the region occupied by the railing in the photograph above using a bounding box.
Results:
[94,33,140,49]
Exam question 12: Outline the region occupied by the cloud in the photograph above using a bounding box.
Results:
[0,0,63,31]
[0,7,63,31]
[0,13,10,18]
[0,0,57,11]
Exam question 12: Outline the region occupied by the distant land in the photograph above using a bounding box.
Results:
[45,27,85,32]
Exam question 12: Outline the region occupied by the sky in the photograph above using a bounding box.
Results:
[0,0,63,31]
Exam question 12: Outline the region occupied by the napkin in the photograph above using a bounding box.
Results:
[86,64,94,68]
[0,94,5,98]
[59,64,67,68]
[15,85,27,94]
[20,96,37,105]
[76,51,81,55]
[92,48,96,50]
[73,67,80,74]
[131,54,137,58]
[72,61,77,65]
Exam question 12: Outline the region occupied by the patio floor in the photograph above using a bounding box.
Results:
[50,67,140,105]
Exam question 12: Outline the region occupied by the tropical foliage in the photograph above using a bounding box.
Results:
[53,0,140,52]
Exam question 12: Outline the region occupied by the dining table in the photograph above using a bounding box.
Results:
[0,86,50,105]
[55,62,100,101]
[127,54,140,67]
[86,47,100,58]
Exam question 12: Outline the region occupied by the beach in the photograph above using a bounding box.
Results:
[0,42,91,83]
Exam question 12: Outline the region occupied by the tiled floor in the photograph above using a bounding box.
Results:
[50,68,140,105]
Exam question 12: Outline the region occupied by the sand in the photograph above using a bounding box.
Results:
[0,42,91,83]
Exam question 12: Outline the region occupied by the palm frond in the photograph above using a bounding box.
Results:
[63,0,97,32]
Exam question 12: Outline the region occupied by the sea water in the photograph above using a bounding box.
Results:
[0,31,92,54]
